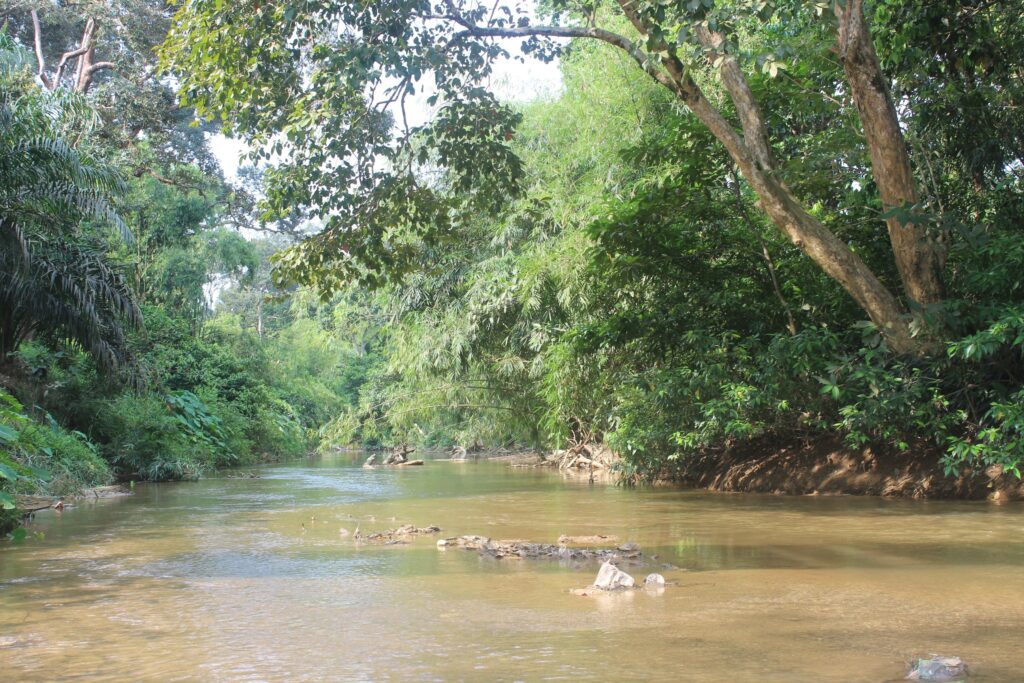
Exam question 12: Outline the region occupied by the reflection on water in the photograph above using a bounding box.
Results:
[2,452,1023,681]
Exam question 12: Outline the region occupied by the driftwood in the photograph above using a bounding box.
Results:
[383,444,416,465]
[13,496,60,513]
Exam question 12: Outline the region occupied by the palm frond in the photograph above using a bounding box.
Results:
[0,39,142,387]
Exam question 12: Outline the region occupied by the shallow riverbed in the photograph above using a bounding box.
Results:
[2,453,1023,681]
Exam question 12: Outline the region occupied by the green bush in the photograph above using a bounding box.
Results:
[17,419,113,496]
[1,389,111,535]
[95,393,215,481]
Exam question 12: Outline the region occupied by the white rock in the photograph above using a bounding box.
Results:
[644,573,665,586]
[593,561,635,590]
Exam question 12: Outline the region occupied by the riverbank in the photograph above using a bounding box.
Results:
[490,439,1021,501]
[660,437,1022,501]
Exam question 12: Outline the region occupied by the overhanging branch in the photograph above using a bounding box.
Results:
[426,15,682,95]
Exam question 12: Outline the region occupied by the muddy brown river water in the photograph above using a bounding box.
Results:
[1,453,1023,681]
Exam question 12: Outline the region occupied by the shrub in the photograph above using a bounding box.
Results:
[95,393,215,481]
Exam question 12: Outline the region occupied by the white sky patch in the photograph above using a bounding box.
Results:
[208,134,248,181]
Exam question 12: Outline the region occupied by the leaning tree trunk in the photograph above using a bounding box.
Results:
[734,147,918,353]
[837,0,945,308]
[669,17,921,353]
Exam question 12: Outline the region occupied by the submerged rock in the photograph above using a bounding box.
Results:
[437,535,645,564]
[644,573,665,586]
[906,657,967,681]
[616,542,641,558]
[593,561,635,590]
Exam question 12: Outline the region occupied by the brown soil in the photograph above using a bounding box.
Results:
[668,436,1023,501]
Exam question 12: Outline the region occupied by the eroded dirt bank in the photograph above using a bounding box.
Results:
[666,437,1022,501]
[495,439,1022,500]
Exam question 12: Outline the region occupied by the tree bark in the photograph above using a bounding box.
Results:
[256,296,264,339]
[73,19,97,93]
[837,0,945,307]
[30,11,52,89]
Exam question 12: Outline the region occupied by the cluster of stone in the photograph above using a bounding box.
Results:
[437,535,645,563]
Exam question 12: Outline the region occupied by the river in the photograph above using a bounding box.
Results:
[1,453,1023,681]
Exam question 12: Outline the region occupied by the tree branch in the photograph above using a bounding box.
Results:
[87,61,115,76]
[611,1,752,166]
[30,10,52,90]
[693,24,775,170]
[443,20,682,95]
[54,45,89,88]
[56,46,90,71]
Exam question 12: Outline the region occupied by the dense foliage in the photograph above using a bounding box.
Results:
[161,0,1024,480]
[0,12,375,534]
[5,0,1024,537]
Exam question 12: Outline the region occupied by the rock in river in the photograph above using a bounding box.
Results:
[363,524,441,544]
[593,561,635,590]
[644,573,666,586]
[905,656,967,681]
[557,534,619,546]
[435,535,645,564]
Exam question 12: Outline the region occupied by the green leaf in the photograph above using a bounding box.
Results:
[0,424,18,444]
[0,463,18,481]
[27,466,52,482]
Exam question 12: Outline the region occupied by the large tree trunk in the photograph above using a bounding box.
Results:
[664,21,920,352]
[739,155,917,353]
[837,0,945,308]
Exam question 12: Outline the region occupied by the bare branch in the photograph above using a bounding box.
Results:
[445,20,680,95]
[30,10,52,90]
[56,46,90,71]
[73,18,96,88]
[88,61,115,75]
